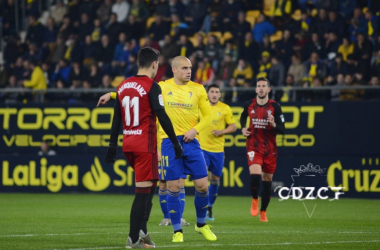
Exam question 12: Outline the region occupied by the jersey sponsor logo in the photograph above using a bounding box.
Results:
[158,94,164,106]
[123,129,142,135]
[118,82,147,97]
[168,92,173,95]
[280,114,285,123]
[251,118,268,129]
[166,102,193,109]
[247,151,255,161]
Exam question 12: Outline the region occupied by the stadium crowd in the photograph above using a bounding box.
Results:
[1,0,380,104]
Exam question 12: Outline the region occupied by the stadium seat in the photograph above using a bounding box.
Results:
[146,16,155,29]
[246,10,261,21]
[221,32,234,44]
[204,31,222,44]
[112,76,125,88]
[270,30,282,43]
[188,35,198,47]
[362,7,368,13]
[245,16,256,30]
[263,0,275,16]
[311,8,318,17]
[292,9,301,21]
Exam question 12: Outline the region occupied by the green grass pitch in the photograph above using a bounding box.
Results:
[0,193,379,250]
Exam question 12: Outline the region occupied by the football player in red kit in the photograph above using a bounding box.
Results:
[239,77,285,222]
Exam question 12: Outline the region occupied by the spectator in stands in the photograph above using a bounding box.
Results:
[200,0,223,34]
[310,77,330,101]
[25,15,44,47]
[340,74,363,101]
[221,0,242,32]
[170,13,189,40]
[49,36,66,64]
[348,7,366,42]
[269,56,285,87]
[23,43,43,63]
[177,34,194,57]
[58,15,75,42]
[79,0,99,21]
[353,33,373,78]
[184,0,208,33]
[328,53,348,77]
[148,15,170,42]
[78,13,94,42]
[339,0,356,21]
[365,10,379,39]
[195,60,215,86]
[43,18,58,45]
[269,0,292,28]
[371,50,380,78]
[124,53,138,78]
[168,0,185,18]
[295,10,312,35]
[51,0,68,25]
[52,59,70,87]
[310,9,328,39]
[287,54,304,85]
[273,29,294,68]
[41,62,53,88]
[85,64,103,87]
[329,73,344,101]
[91,18,104,42]
[193,33,205,59]
[22,60,31,81]
[3,35,25,71]
[96,0,113,23]
[97,35,114,75]
[316,0,338,11]
[204,35,222,71]
[338,37,354,61]
[154,0,170,22]
[1,0,17,39]
[125,15,144,41]
[304,52,326,81]
[23,59,47,92]
[80,80,97,102]
[302,32,325,61]
[239,32,259,70]
[12,57,25,81]
[223,78,238,103]
[112,32,127,69]
[65,35,83,63]
[364,76,380,100]
[161,35,180,60]
[38,141,56,156]
[154,55,169,82]
[141,36,161,51]
[100,75,112,89]
[119,40,140,72]
[83,35,99,67]
[216,54,236,86]
[129,0,150,23]
[69,62,84,89]
[233,59,253,86]
[233,11,252,43]
[104,13,124,45]
[223,40,238,63]
[326,11,345,37]
[0,75,22,104]
[69,0,81,25]
[257,51,271,78]
[325,32,340,56]
[252,14,276,44]
[112,0,130,23]
[346,54,358,74]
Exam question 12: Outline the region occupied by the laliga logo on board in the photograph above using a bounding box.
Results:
[82,157,111,191]
[275,163,345,201]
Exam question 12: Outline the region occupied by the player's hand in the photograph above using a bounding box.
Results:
[97,93,111,107]
[267,114,276,127]
[183,128,197,143]
[242,127,251,137]
[173,142,183,159]
[157,150,162,162]
[104,144,117,164]
[212,130,224,137]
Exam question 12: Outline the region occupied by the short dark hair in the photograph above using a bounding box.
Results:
[256,77,270,87]
[138,47,160,68]
[207,83,220,92]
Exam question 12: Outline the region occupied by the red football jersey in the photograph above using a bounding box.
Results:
[241,99,285,156]
[117,75,163,153]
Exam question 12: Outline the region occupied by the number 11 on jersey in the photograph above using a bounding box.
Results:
[122,96,139,126]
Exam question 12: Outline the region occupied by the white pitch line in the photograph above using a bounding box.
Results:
[52,240,380,250]
[1,231,379,238]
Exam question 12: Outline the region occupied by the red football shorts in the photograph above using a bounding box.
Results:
[124,152,159,182]
[246,150,277,174]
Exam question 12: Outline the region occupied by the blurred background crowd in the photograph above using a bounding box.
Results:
[1,0,380,104]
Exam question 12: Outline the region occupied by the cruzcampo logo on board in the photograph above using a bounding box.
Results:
[83,157,110,191]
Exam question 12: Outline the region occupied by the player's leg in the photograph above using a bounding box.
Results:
[125,152,156,248]
[167,179,183,242]
[249,163,262,217]
[206,151,224,221]
[139,180,158,246]
[259,172,273,222]
[158,180,171,226]
[179,177,190,226]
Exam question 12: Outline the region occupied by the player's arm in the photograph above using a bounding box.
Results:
[240,101,251,136]
[270,103,285,134]
[97,92,117,107]
[212,106,237,136]
[149,81,183,158]
[104,94,122,164]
